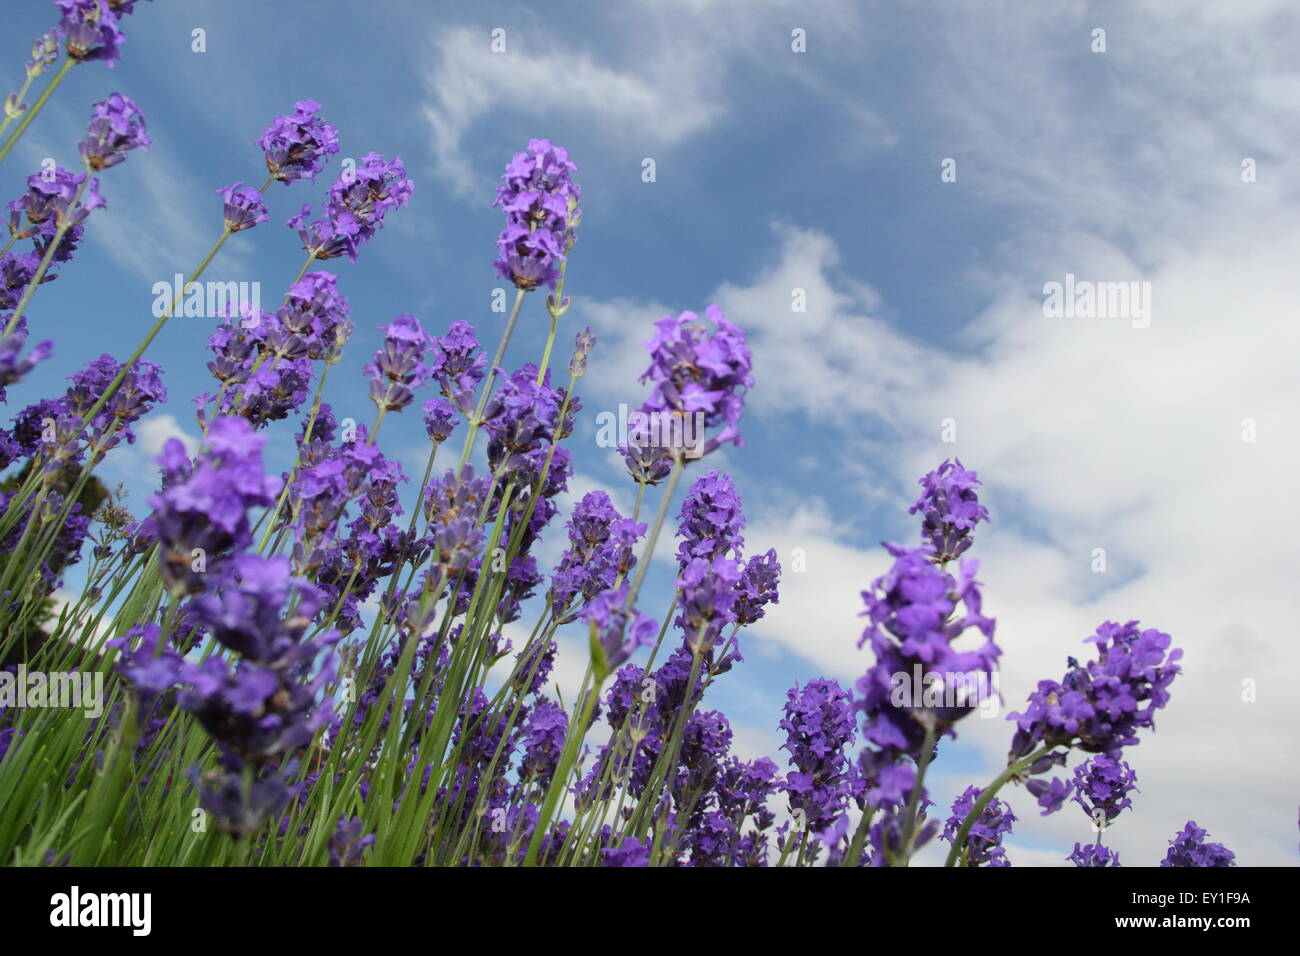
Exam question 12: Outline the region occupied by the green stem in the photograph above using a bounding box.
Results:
[456,288,526,473]
[624,453,684,611]
[942,744,1057,867]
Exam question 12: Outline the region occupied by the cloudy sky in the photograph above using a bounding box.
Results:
[4,0,1297,865]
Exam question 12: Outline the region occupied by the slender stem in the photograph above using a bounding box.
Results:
[535,310,558,385]
[895,724,937,866]
[624,454,684,610]
[456,288,526,473]
[0,56,73,166]
[942,744,1057,867]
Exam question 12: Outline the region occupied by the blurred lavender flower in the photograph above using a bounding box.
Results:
[329,816,375,867]
[146,416,281,592]
[26,31,61,79]
[57,0,125,67]
[0,321,53,402]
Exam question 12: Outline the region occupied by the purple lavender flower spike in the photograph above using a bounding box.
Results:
[0,320,53,402]
[256,100,340,184]
[909,458,990,563]
[779,678,858,835]
[1161,821,1236,867]
[493,139,581,291]
[365,313,432,413]
[1008,620,1182,761]
[79,93,151,170]
[635,306,753,458]
[147,415,281,592]
[676,470,745,570]
[217,182,268,232]
[584,584,657,680]
[943,785,1015,866]
[328,816,375,867]
[288,153,413,262]
[1069,842,1121,867]
[1072,753,1138,826]
[422,397,459,443]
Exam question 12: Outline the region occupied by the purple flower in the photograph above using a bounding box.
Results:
[278,271,352,361]
[779,678,857,834]
[734,547,781,625]
[1072,753,1138,825]
[1161,821,1236,867]
[602,836,650,867]
[519,699,568,787]
[676,554,742,654]
[79,93,151,170]
[909,458,989,563]
[493,139,581,291]
[943,785,1016,866]
[328,817,375,867]
[422,398,459,443]
[855,544,999,759]
[547,491,643,622]
[365,313,432,413]
[584,584,657,679]
[7,165,104,263]
[676,470,745,570]
[147,416,281,592]
[1008,620,1182,760]
[288,153,412,262]
[256,100,340,184]
[0,321,53,402]
[56,0,125,68]
[1025,775,1071,815]
[635,306,753,457]
[107,623,182,706]
[430,320,486,416]
[217,182,268,232]
[1069,842,1121,867]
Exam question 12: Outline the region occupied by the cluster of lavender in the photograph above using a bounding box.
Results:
[0,1,1276,868]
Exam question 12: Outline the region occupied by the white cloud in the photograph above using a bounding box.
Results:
[420,25,722,197]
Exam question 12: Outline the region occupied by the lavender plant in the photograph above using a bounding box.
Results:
[0,2,1267,868]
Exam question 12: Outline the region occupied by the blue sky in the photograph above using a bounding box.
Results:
[4,0,1298,865]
